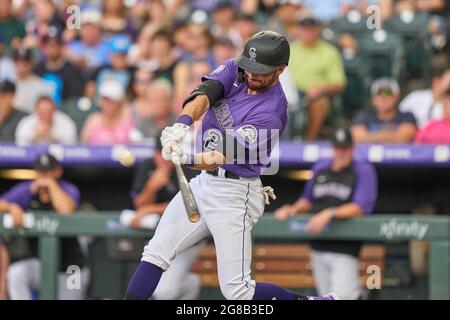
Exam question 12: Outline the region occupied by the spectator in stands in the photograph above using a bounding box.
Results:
[81,78,134,145]
[101,0,137,38]
[0,0,26,50]
[22,0,65,50]
[211,1,242,48]
[66,8,109,74]
[269,0,303,39]
[174,59,211,113]
[181,23,216,69]
[289,14,347,139]
[0,237,8,300]
[0,35,16,81]
[351,77,417,143]
[212,36,238,66]
[299,0,357,23]
[275,128,378,300]
[85,33,135,100]
[127,23,156,71]
[151,29,178,84]
[132,79,176,142]
[399,65,450,129]
[34,27,86,106]
[0,80,26,142]
[15,95,77,145]
[415,87,450,143]
[233,14,259,46]
[13,47,53,114]
[129,138,202,299]
[0,153,88,300]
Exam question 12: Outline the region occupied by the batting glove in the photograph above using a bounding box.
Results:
[161,142,187,165]
[261,186,276,205]
[161,123,190,147]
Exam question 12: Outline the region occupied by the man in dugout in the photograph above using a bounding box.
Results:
[275,127,378,299]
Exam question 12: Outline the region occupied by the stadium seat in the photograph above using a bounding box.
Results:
[341,54,373,119]
[384,14,431,84]
[329,10,370,39]
[357,29,405,81]
[60,97,100,136]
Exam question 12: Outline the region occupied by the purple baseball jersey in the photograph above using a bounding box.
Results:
[0,180,80,210]
[301,159,378,214]
[199,59,288,178]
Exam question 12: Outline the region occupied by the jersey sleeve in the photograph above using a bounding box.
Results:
[202,59,237,97]
[351,162,378,214]
[0,181,33,209]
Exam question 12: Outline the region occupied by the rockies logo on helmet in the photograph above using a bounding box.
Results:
[249,47,257,62]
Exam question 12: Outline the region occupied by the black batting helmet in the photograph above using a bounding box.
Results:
[236,31,290,75]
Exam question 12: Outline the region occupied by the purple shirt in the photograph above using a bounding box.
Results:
[301,159,378,214]
[0,180,80,210]
[200,59,288,178]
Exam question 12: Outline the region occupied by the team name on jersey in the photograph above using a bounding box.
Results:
[212,99,233,129]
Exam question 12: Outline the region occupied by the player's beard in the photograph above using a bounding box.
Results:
[245,73,278,92]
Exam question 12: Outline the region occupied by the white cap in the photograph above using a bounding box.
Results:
[81,9,102,26]
[99,79,125,101]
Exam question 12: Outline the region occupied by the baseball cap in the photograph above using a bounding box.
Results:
[99,78,126,101]
[298,13,321,26]
[33,153,60,171]
[370,77,400,96]
[42,25,63,44]
[0,80,16,94]
[81,8,102,26]
[331,128,353,148]
[108,34,132,55]
[13,47,33,61]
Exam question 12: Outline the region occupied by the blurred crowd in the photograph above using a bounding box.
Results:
[1,0,450,301]
[0,0,449,145]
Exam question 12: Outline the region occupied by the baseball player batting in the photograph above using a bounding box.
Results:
[125,31,339,300]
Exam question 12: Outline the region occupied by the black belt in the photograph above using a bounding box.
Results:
[206,168,241,180]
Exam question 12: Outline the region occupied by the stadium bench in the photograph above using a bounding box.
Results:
[192,244,385,289]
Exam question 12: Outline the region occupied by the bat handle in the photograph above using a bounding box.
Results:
[171,151,181,166]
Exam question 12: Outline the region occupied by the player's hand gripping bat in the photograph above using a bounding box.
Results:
[171,151,200,223]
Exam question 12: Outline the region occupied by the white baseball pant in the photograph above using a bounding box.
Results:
[141,170,265,300]
[310,250,362,300]
[7,258,90,300]
[152,242,204,300]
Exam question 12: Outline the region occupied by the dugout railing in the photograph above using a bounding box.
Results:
[0,212,449,300]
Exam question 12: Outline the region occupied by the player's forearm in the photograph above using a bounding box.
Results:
[134,185,159,208]
[48,183,77,214]
[180,95,209,123]
[292,198,312,214]
[331,203,364,219]
[189,150,227,171]
[136,203,168,215]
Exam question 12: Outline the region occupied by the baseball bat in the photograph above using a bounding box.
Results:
[171,152,201,223]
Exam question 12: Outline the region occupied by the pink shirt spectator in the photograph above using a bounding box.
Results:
[82,112,134,144]
[415,120,450,144]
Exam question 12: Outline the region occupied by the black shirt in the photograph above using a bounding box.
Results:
[27,193,86,271]
[352,109,417,132]
[132,159,179,204]
[307,163,375,257]
[0,108,27,142]
[34,60,86,102]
